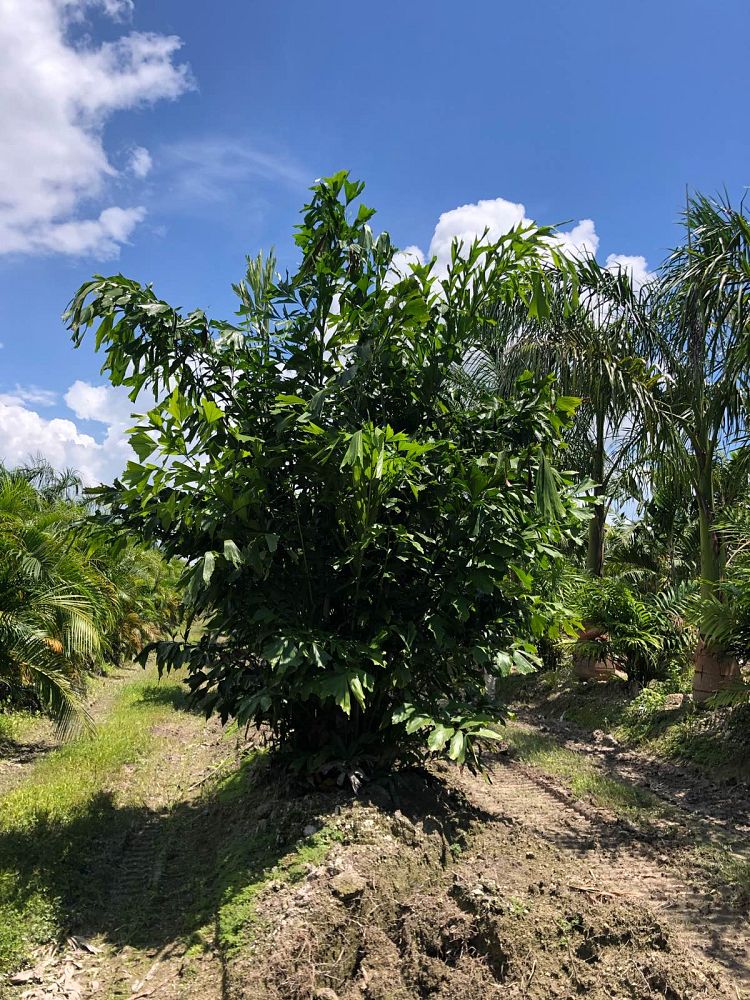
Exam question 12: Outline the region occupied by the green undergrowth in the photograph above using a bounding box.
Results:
[216,819,343,957]
[0,671,184,833]
[503,726,661,817]
[0,668,188,973]
[0,711,40,746]
[692,845,750,903]
[191,752,345,957]
[506,669,750,777]
[650,706,750,774]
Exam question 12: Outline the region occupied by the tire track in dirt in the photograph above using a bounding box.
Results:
[517,710,750,847]
[6,679,235,1000]
[455,750,750,994]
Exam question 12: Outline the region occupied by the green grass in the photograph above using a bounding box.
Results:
[503,726,660,817]
[0,669,188,973]
[217,822,343,956]
[692,845,750,901]
[0,711,42,745]
[615,694,750,775]
[0,673,184,831]
[0,672,346,980]
[516,669,750,778]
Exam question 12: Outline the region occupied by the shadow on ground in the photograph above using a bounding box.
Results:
[0,760,327,957]
[0,755,486,966]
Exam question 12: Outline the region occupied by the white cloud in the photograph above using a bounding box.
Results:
[429,197,526,266]
[386,244,425,285]
[555,218,599,259]
[605,253,656,291]
[0,0,192,258]
[24,206,146,256]
[162,138,308,204]
[64,379,135,426]
[0,384,58,407]
[0,381,139,485]
[128,145,153,178]
[85,0,134,19]
[425,196,599,275]
[397,195,651,292]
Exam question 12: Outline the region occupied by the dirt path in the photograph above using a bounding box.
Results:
[216,739,750,999]
[518,709,750,841]
[0,668,145,798]
[4,683,749,1000]
[454,747,750,992]
[1,665,243,1000]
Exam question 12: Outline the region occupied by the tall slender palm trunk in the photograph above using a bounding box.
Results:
[693,449,739,702]
[586,409,606,577]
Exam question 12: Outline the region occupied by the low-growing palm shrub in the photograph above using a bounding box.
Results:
[573,577,694,685]
[0,464,182,731]
[0,468,100,729]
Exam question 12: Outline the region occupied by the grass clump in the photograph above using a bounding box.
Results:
[0,711,43,746]
[503,726,659,817]
[692,845,750,903]
[615,691,750,775]
[518,667,750,778]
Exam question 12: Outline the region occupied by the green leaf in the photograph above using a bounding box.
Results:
[202,551,216,584]
[427,723,455,751]
[265,533,279,553]
[510,564,533,590]
[448,730,466,762]
[348,673,367,710]
[223,540,243,567]
[555,395,581,415]
[130,431,156,462]
[405,714,432,735]
[201,399,224,424]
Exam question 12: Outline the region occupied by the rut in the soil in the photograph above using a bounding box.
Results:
[455,750,750,989]
[226,761,745,1000]
[7,697,749,1000]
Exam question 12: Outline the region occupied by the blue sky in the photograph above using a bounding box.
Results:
[1,0,748,482]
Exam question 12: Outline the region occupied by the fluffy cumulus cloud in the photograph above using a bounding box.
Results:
[604,253,655,290]
[0,0,191,257]
[0,380,138,484]
[422,196,599,275]
[398,195,655,290]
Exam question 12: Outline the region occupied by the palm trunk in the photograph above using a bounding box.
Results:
[696,454,722,599]
[586,506,606,577]
[586,408,606,576]
[693,449,738,701]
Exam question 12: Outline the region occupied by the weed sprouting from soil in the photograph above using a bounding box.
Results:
[692,846,750,905]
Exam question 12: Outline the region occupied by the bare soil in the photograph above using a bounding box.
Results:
[4,685,749,1000]
[228,748,748,1000]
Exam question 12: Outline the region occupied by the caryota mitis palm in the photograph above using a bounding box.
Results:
[65,172,589,778]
